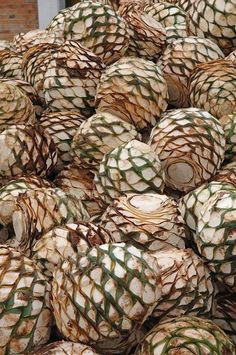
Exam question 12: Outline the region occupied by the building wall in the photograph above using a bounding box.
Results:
[0,0,38,41]
[37,0,65,30]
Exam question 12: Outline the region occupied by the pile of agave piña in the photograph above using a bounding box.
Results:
[0,0,236,354]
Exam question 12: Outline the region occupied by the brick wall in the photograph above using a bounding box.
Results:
[0,0,38,41]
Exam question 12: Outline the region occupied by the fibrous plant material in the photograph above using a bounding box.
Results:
[196,190,236,292]
[0,82,35,132]
[212,289,236,345]
[48,0,130,65]
[0,78,44,116]
[189,60,236,119]
[149,248,214,324]
[0,50,23,80]
[0,245,53,354]
[30,341,99,355]
[159,37,224,107]
[43,40,105,117]
[0,124,57,185]
[100,193,186,251]
[118,1,166,61]
[22,43,59,101]
[39,111,85,171]
[10,187,90,254]
[54,163,102,220]
[144,2,186,28]
[33,222,112,278]
[0,175,53,242]
[13,29,64,54]
[51,242,162,353]
[187,0,236,55]
[96,56,168,130]
[220,112,236,162]
[0,40,14,51]
[212,162,236,187]
[93,140,165,206]
[72,111,140,171]
[149,108,225,193]
[179,181,235,235]
[135,316,236,354]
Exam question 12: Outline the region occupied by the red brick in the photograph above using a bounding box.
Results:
[0,0,38,40]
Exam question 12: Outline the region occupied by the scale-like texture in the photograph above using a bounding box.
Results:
[160,37,224,107]
[100,193,186,251]
[94,140,165,206]
[220,113,236,162]
[212,162,236,187]
[119,1,166,61]
[196,190,236,292]
[72,112,140,171]
[144,2,186,28]
[151,248,214,324]
[13,29,63,54]
[189,60,236,119]
[0,124,57,184]
[11,187,90,254]
[136,316,235,354]
[43,41,105,116]
[0,82,35,132]
[0,175,52,228]
[54,164,102,220]
[0,78,44,116]
[0,245,52,354]
[96,57,168,130]
[227,49,236,63]
[22,43,59,101]
[187,0,236,54]
[33,222,112,278]
[40,111,85,170]
[179,181,235,234]
[149,108,225,193]
[31,341,99,355]
[48,1,129,65]
[52,242,162,353]
[0,50,23,80]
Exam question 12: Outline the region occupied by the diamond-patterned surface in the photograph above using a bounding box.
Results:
[96,57,168,130]
[52,242,162,353]
[136,316,235,354]
[149,108,225,193]
[94,140,165,206]
[100,193,186,251]
[0,245,52,354]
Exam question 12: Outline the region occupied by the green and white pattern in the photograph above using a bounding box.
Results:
[10,187,90,254]
[52,242,162,353]
[43,41,104,117]
[96,57,168,130]
[72,112,140,171]
[196,190,236,292]
[40,111,85,171]
[93,140,165,206]
[189,60,236,119]
[179,181,235,234]
[135,316,236,354]
[0,50,23,80]
[48,1,129,65]
[33,222,112,278]
[149,108,225,193]
[0,245,52,354]
[100,193,186,251]
[220,112,236,162]
[187,0,236,54]
[160,37,224,107]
